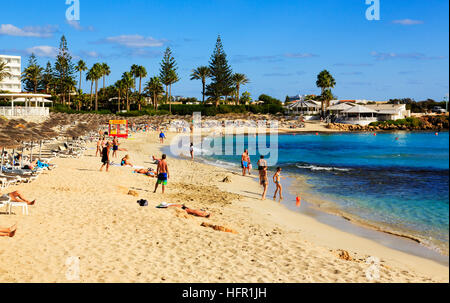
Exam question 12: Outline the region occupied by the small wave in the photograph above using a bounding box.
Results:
[296,164,352,172]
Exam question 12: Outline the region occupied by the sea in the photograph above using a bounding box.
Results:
[192,131,449,257]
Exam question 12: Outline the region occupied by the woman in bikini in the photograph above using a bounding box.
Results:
[121,155,133,167]
[273,167,284,200]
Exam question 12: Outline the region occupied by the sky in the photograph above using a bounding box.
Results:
[0,0,448,102]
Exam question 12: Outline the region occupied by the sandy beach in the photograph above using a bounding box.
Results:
[0,130,448,283]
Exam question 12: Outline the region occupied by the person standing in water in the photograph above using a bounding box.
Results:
[273,167,285,200]
[154,154,169,194]
[100,141,111,172]
[189,143,194,160]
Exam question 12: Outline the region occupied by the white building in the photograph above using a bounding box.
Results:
[0,55,21,93]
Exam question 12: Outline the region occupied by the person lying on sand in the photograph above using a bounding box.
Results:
[3,191,36,205]
[121,155,133,167]
[134,168,156,177]
[0,223,17,237]
[182,205,211,218]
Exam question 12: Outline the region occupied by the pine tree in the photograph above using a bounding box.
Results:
[53,35,76,105]
[42,61,54,94]
[206,35,233,107]
[22,53,44,93]
[159,47,178,113]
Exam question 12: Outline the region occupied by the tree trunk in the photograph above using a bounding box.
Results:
[95,79,99,111]
[126,89,129,111]
[236,84,240,105]
[169,84,172,114]
[79,72,82,91]
[90,81,93,109]
[118,90,121,112]
[202,79,205,103]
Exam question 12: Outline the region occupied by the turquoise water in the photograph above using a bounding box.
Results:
[201,132,449,254]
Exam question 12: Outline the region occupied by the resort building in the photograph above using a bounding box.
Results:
[0,55,21,93]
[286,100,322,119]
[0,93,52,119]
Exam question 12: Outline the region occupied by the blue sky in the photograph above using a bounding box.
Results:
[0,0,448,101]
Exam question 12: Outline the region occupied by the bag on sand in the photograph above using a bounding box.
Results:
[137,199,148,207]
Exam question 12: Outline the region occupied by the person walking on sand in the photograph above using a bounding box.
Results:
[241,149,250,176]
[273,167,285,200]
[96,137,102,157]
[100,141,111,172]
[259,165,268,200]
[159,130,166,144]
[112,137,119,158]
[154,154,169,194]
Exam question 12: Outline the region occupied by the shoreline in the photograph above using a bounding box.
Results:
[181,149,449,266]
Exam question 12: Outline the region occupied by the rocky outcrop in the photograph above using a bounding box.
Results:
[327,115,449,132]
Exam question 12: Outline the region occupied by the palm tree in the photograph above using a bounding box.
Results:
[144,76,164,110]
[114,79,126,112]
[90,63,103,111]
[232,73,249,105]
[190,66,210,103]
[75,60,87,92]
[0,60,12,82]
[21,65,43,93]
[130,64,139,92]
[316,70,336,113]
[101,63,110,95]
[121,71,135,111]
[134,66,147,110]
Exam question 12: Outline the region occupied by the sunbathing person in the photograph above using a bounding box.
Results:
[121,155,133,167]
[3,191,36,205]
[0,223,17,237]
[134,168,156,177]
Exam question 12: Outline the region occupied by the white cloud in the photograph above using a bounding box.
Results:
[371,51,445,60]
[100,35,166,48]
[284,53,318,58]
[392,19,424,25]
[26,46,58,58]
[79,50,100,58]
[67,20,94,32]
[0,24,58,37]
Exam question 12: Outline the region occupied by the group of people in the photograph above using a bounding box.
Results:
[241,150,284,200]
[97,136,132,172]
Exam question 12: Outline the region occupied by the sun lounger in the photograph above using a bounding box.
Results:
[8,202,29,215]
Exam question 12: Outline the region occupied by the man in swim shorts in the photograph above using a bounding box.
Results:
[154,154,169,194]
[241,149,250,176]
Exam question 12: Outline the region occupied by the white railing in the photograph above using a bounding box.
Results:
[0,107,50,117]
